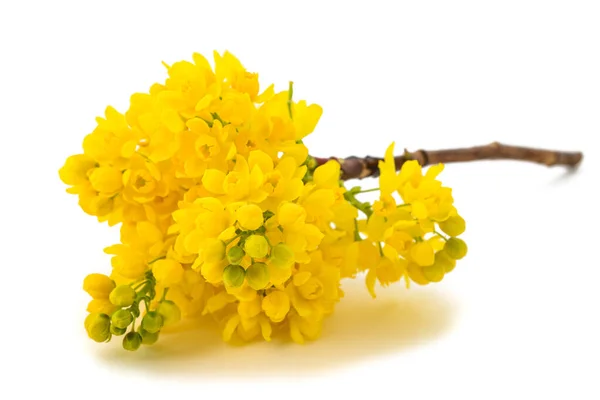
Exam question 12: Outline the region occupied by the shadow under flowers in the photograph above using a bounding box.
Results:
[97,278,456,377]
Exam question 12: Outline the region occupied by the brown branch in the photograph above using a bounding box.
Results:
[313,142,583,180]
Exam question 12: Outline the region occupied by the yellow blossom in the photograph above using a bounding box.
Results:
[62,52,466,351]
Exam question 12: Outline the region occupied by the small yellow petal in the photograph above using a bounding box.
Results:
[202,169,226,194]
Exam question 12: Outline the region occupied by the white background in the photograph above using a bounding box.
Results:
[1,1,599,398]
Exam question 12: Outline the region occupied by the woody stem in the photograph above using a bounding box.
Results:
[313,142,583,180]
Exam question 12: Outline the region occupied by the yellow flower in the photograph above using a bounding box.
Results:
[105,221,169,280]
[89,166,123,194]
[262,290,290,323]
[83,106,141,167]
[62,52,467,351]
[365,245,408,298]
[122,155,170,204]
[59,154,96,186]
[153,259,185,286]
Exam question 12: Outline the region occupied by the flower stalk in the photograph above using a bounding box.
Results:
[315,142,583,180]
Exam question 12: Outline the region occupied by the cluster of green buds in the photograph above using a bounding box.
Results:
[83,271,181,351]
[216,205,295,291]
[418,215,468,282]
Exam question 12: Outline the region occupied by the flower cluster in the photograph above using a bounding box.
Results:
[60,51,467,350]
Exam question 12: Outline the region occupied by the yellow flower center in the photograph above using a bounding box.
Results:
[132,171,155,193]
[298,277,323,300]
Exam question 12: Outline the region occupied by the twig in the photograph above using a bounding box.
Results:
[313,142,583,180]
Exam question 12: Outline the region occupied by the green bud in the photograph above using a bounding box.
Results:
[445,238,468,260]
[244,235,270,259]
[270,243,295,268]
[111,309,133,329]
[122,331,142,351]
[246,262,270,290]
[141,311,163,334]
[140,328,160,345]
[109,285,136,307]
[223,264,246,288]
[227,246,245,265]
[422,263,445,283]
[435,250,457,273]
[84,313,111,343]
[438,215,466,237]
[157,300,181,326]
[110,325,127,336]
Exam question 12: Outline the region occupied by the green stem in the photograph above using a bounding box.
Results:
[434,230,448,242]
[353,219,362,241]
[287,81,294,118]
[148,255,166,265]
[357,187,380,194]
[343,188,373,218]
[161,288,170,302]
[211,112,226,126]
[142,297,151,312]
[131,280,149,291]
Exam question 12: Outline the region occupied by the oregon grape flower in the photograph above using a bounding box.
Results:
[61,51,466,350]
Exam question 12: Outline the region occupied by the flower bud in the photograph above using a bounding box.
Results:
[157,300,181,326]
[270,243,295,268]
[204,239,226,263]
[236,204,264,231]
[244,235,269,259]
[407,263,429,286]
[445,238,468,260]
[223,264,246,288]
[110,325,127,336]
[84,313,111,343]
[410,241,435,266]
[141,311,163,334]
[439,215,466,237]
[83,273,115,299]
[111,309,133,329]
[246,262,270,290]
[278,202,306,232]
[122,331,142,351]
[422,263,445,283]
[227,246,245,265]
[435,250,456,273]
[87,298,118,315]
[140,328,159,345]
[109,285,136,307]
